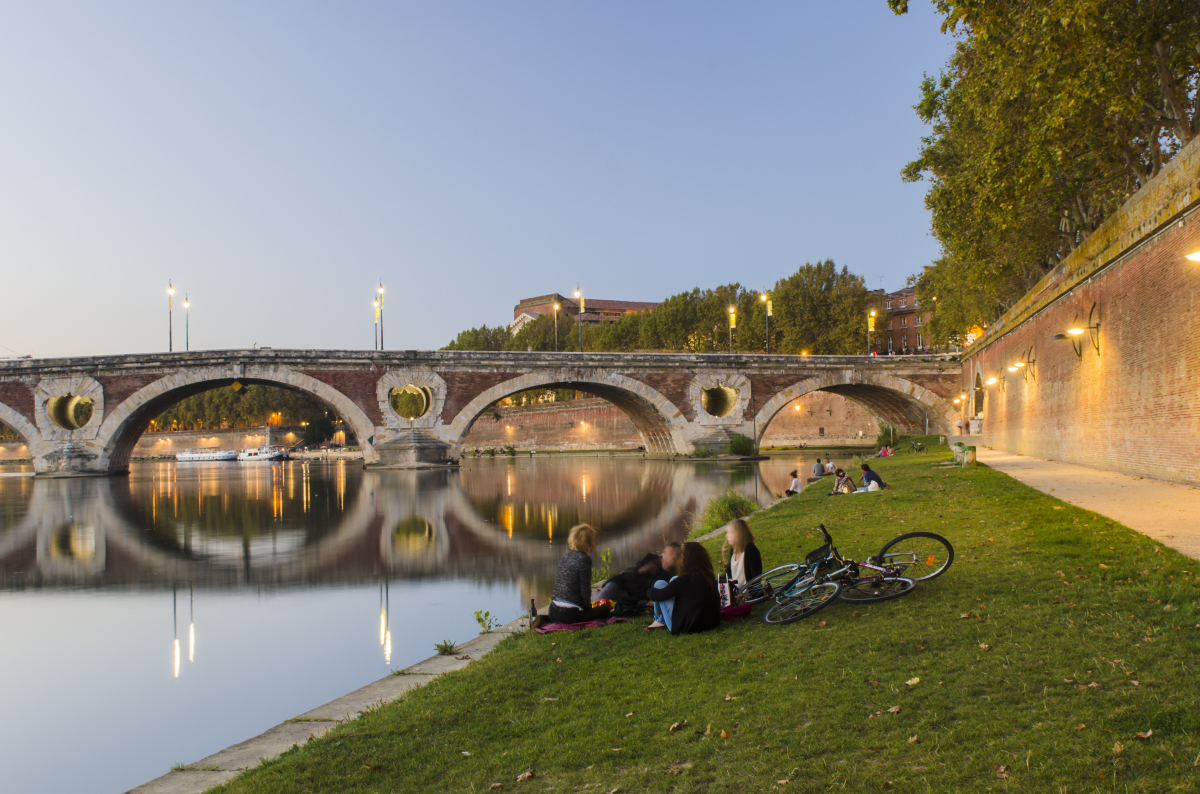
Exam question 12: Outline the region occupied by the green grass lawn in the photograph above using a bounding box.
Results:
[215,443,1200,793]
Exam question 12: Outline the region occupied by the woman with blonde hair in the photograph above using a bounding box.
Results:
[722,518,762,595]
[546,524,612,625]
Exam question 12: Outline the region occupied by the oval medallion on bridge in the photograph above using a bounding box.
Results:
[46,394,94,430]
[389,385,432,419]
[701,385,739,418]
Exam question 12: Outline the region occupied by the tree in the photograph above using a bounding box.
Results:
[302,415,335,447]
[890,0,1200,343]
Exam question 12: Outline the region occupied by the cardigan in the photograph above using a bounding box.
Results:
[725,541,763,587]
[551,550,593,609]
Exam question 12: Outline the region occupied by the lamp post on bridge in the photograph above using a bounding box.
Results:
[167,281,174,352]
[184,295,190,351]
[553,303,559,352]
[868,310,876,356]
[760,293,772,354]
[728,305,736,354]
[377,283,385,350]
[373,299,380,350]
[574,287,584,353]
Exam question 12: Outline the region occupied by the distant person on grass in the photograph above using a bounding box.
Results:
[722,518,762,594]
[824,458,836,475]
[546,524,612,625]
[785,470,803,496]
[860,463,887,491]
[644,542,721,635]
[831,468,857,495]
[811,459,825,478]
[594,542,681,603]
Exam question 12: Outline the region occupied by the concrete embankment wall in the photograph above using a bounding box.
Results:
[963,135,1200,487]
[462,392,880,451]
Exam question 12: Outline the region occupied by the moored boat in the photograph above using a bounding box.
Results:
[176,448,238,462]
[237,446,288,462]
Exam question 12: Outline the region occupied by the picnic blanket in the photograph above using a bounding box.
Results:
[534,616,627,634]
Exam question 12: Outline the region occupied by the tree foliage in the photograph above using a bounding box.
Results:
[151,385,337,431]
[892,0,1200,343]
[443,261,873,355]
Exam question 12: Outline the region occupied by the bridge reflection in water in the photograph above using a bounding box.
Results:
[0,457,792,592]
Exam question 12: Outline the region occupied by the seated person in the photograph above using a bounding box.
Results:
[722,519,762,596]
[546,524,613,625]
[785,470,803,496]
[860,463,887,490]
[644,542,721,635]
[824,458,836,475]
[830,468,857,495]
[811,459,825,478]
[594,542,681,603]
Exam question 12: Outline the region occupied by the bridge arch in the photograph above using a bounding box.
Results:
[440,368,688,455]
[92,364,380,474]
[0,399,39,454]
[753,370,957,446]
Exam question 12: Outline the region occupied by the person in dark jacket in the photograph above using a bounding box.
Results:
[546,524,612,625]
[722,518,762,596]
[860,463,887,489]
[644,542,721,635]
[594,542,681,603]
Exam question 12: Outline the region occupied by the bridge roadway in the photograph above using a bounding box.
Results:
[0,349,960,475]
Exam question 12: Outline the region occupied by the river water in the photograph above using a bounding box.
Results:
[0,452,850,794]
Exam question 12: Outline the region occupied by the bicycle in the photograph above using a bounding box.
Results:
[909,440,927,454]
[758,525,953,625]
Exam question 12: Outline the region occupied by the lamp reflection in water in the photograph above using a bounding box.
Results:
[172,588,180,678]
[379,580,392,664]
[188,586,195,664]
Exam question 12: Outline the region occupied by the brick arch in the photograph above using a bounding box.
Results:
[92,364,380,474]
[439,368,689,455]
[754,371,957,445]
[0,399,39,451]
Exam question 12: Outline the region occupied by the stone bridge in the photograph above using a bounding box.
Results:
[0,350,960,475]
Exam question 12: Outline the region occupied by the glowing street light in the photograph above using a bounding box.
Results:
[183,295,190,352]
[1186,251,1200,261]
[574,288,584,353]
[377,283,385,350]
[373,299,380,350]
[553,303,560,352]
[761,293,772,354]
[728,305,736,353]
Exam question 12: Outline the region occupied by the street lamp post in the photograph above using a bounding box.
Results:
[760,294,772,354]
[377,283,385,350]
[574,288,583,353]
[373,299,380,350]
[184,295,190,351]
[553,303,560,352]
[868,310,876,356]
[168,281,174,352]
[728,305,736,354]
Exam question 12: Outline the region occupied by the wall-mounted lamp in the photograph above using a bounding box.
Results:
[1186,251,1200,261]
[953,398,960,404]
[985,377,998,385]
[1052,302,1100,359]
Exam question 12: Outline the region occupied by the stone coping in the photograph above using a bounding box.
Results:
[123,615,530,794]
[0,348,961,376]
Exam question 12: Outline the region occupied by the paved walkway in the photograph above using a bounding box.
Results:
[976,448,1200,560]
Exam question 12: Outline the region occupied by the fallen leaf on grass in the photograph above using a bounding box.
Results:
[624,712,635,717]
[908,735,918,743]
[905,677,920,686]
[1164,604,1178,611]
[1131,680,1140,686]
[489,784,502,790]
[868,680,880,686]
[995,765,1008,779]
[729,658,741,663]
[704,724,711,736]
[882,782,895,790]
[887,705,901,713]
[462,751,471,756]
[540,697,558,702]
[1099,564,1109,569]
[852,611,870,618]
[1074,724,1087,730]
[555,658,562,664]
[1134,730,1153,740]
[817,621,827,628]
[1112,742,1124,754]
[550,642,557,646]
[719,729,732,739]
[668,722,681,733]
[516,770,535,782]
[853,725,862,731]
[1063,678,1076,684]
[978,643,991,651]
[959,613,970,619]
[1055,571,1065,577]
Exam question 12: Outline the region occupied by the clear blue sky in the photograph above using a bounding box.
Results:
[0,2,953,357]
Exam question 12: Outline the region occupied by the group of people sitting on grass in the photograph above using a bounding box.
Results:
[784,461,887,497]
[538,518,765,637]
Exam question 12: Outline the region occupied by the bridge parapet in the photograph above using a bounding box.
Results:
[0,350,961,475]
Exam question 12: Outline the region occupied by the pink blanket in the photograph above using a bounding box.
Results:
[534,617,627,634]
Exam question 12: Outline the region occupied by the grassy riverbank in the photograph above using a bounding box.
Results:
[215,445,1200,793]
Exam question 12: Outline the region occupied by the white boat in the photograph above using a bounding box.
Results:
[176,448,238,462]
[237,446,288,462]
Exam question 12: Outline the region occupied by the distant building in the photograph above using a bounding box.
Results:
[511,293,659,329]
[882,288,933,353]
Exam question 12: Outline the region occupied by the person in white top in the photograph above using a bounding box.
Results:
[824,459,836,475]
[785,470,803,496]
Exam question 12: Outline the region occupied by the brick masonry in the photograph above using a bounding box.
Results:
[965,134,1200,487]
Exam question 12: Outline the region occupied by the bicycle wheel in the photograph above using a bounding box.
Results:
[837,576,916,603]
[762,581,841,625]
[738,564,801,605]
[874,532,954,581]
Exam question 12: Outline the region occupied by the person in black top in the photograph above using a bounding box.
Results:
[594,542,681,603]
[644,542,721,635]
[860,463,887,490]
[546,524,612,625]
[722,519,762,598]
